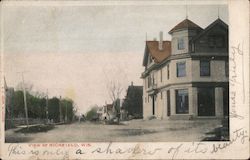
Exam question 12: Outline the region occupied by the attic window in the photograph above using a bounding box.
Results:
[178,38,185,50]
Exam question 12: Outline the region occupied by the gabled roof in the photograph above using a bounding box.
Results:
[127,85,143,95]
[142,41,171,66]
[105,104,113,110]
[168,18,203,34]
[191,18,228,42]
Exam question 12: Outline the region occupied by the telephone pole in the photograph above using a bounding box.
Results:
[59,96,62,122]
[21,73,29,128]
[65,102,68,123]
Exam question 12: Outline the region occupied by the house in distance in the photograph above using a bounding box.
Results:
[122,82,143,119]
[141,18,229,120]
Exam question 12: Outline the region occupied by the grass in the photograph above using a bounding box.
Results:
[15,124,55,134]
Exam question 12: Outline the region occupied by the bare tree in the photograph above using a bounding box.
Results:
[102,65,128,124]
[107,80,123,102]
[106,80,123,124]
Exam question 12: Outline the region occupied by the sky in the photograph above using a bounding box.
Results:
[2,1,228,114]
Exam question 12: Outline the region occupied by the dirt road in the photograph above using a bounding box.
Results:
[5,119,222,142]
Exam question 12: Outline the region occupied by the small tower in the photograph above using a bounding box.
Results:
[168,19,203,55]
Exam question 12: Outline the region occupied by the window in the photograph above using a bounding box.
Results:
[177,62,186,77]
[167,64,170,79]
[178,38,185,50]
[200,60,210,76]
[176,89,189,114]
[225,60,229,77]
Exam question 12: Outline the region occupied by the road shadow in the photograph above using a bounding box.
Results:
[115,128,157,136]
[14,124,55,134]
[202,117,229,141]
[5,124,55,143]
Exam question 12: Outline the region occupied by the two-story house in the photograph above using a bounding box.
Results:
[141,18,229,120]
[122,82,143,119]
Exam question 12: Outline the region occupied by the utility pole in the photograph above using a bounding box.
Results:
[65,102,68,123]
[46,89,49,124]
[59,96,62,123]
[21,73,29,128]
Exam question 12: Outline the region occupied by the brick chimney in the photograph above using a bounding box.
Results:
[159,31,163,51]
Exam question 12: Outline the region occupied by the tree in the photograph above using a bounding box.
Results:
[61,98,74,122]
[85,105,99,121]
[6,82,77,125]
[48,97,60,122]
[106,81,123,124]
[26,92,46,119]
[107,80,123,102]
[13,90,25,117]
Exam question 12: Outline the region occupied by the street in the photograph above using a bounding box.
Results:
[5,119,222,142]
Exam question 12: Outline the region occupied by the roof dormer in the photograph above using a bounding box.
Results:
[168,19,203,55]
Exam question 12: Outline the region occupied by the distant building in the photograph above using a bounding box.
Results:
[122,82,143,119]
[97,98,123,122]
[120,106,128,121]
[141,18,229,119]
[99,104,116,121]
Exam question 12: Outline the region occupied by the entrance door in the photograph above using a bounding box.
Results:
[198,88,215,116]
[167,90,171,116]
[176,89,189,114]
